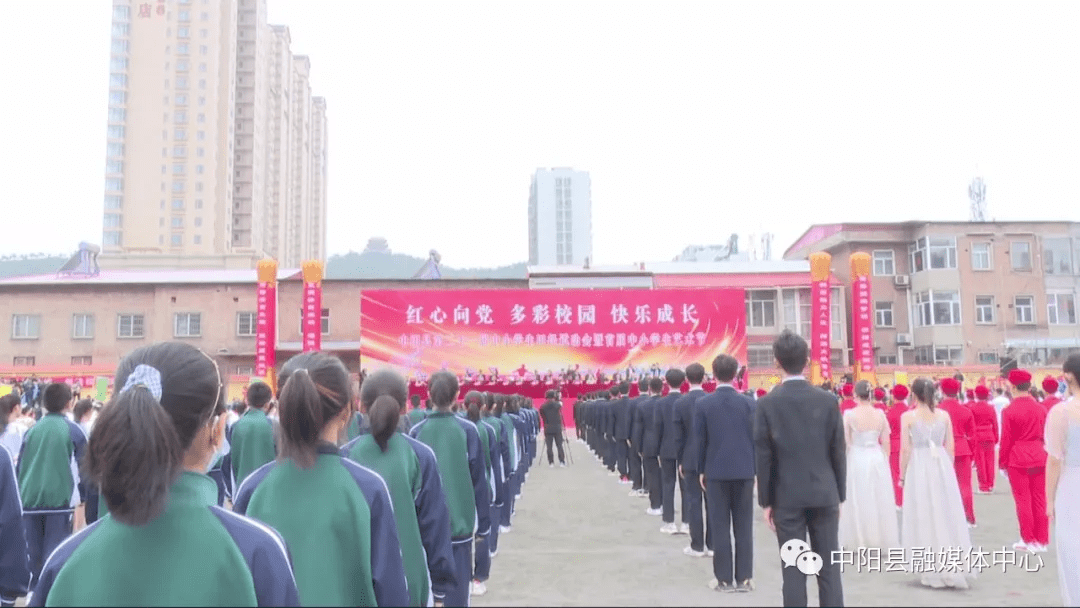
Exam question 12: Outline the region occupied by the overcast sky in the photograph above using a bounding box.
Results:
[1,1,1077,268]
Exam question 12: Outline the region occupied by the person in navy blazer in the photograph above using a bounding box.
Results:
[694,354,756,593]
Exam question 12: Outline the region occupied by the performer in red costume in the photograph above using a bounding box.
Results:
[1041,377,1061,412]
[886,384,910,508]
[754,388,767,400]
[839,383,857,413]
[969,385,999,494]
[872,387,889,413]
[965,388,975,405]
[999,368,1050,552]
[938,377,977,526]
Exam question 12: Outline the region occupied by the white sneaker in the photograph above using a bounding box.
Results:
[629,489,640,497]
[489,548,498,558]
[1031,543,1049,553]
[549,463,554,468]
[559,463,566,468]
[707,549,715,557]
[683,546,706,557]
[660,523,678,534]
[618,478,632,485]
[499,525,512,534]
[646,507,662,516]
[471,580,487,596]
[1012,540,1029,552]
[678,523,690,535]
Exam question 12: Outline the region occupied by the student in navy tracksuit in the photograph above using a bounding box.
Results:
[234,353,410,607]
[30,342,299,606]
[0,429,31,607]
[343,368,456,607]
[484,393,512,553]
[17,383,85,589]
[410,372,491,608]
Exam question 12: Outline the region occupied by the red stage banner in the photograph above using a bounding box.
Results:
[255,259,278,379]
[302,261,323,353]
[809,253,833,383]
[360,289,746,378]
[850,253,875,381]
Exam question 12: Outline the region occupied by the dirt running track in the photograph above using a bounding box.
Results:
[474,436,1064,607]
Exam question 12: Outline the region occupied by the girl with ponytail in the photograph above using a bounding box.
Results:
[30,341,298,607]
[343,369,456,607]
[233,353,409,607]
[898,376,975,589]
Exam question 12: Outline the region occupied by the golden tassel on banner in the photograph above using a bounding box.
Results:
[809,252,833,385]
[255,258,278,394]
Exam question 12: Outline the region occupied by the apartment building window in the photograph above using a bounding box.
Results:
[71,356,93,366]
[112,40,129,54]
[174,111,187,124]
[877,354,897,366]
[112,23,129,37]
[1011,241,1032,271]
[109,91,126,105]
[1014,296,1035,324]
[978,351,999,364]
[177,60,189,72]
[831,288,843,341]
[108,108,126,124]
[172,181,185,192]
[934,345,964,366]
[747,346,774,368]
[107,142,124,157]
[971,242,992,270]
[195,199,203,209]
[175,94,188,106]
[103,214,121,229]
[1048,293,1077,325]
[915,290,961,326]
[872,250,894,276]
[781,289,812,339]
[236,312,257,337]
[874,302,894,328]
[176,77,188,89]
[298,308,331,335]
[171,234,183,246]
[104,195,122,209]
[171,199,185,209]
[117,314,145,338]
[909,239,926,272]
[236,366,254,376]
[975,295,995,324]
[107,125,125,139]
[174,313,201,337]
[746,291,776,328]
[930,237,957,269]
[110,57,128,71]
[178,11,190,22]
[173,146,186,157]
[171,217,183,228]
[105,178,122,192]
[172,163,185,174]
[105,160,123,174]
[72,314,95,339]
[197,131,205,141]
[103,232,122,246]
[11,314,41,339]
[13,357,35,367]
[109,74,127,88]
[174,128,187,140]
[1043,238,1074,275]
[193,235,202,244]
[178,27,190,38]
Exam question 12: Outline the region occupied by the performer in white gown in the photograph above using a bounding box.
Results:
[899,377,975,589]
[1046,353,1080,606]
[839,381,899,550]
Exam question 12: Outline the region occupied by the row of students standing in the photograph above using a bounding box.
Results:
[0,341,539,607]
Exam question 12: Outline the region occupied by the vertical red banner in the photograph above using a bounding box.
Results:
[302,260,324,352]
[255,259,278,379]
[809,252,833,384]
[850,253,875,382]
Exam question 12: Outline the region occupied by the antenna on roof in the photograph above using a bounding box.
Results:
[969,177,987,222]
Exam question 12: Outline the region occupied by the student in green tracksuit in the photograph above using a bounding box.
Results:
[234,353,409,607]
[406,395,426,426]
[30,342,299,607]
[343,370,456,607]
[17,383,85,590]
[229,381,276,490]
[409,372,491,608]
[464,391,504,598]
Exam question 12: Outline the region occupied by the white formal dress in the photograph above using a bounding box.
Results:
[1045,401,1080,606]
[839,409,900,550]
[900,413,975,589]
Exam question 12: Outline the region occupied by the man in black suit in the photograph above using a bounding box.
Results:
[675,362,711,556]
[655,367,687,534]
[640,377,665,515]
[695,354,756,592]
[627,378,649,496]
[539,390,566,467]
[612,383,632,485]
[755,330,845,607]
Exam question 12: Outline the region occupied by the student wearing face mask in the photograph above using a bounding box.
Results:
[234,353,410,607]
[29,342,299,606]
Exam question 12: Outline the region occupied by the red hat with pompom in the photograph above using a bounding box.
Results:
[891,384,909,400]
[940,377,961,396]
[1042,376,1059,393]
[974,385,990,399]
[1008,369,1032,387]
[965,388,975,399]
[756,388,767,397]
[873,387,885,401]
[841,383,854,397]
